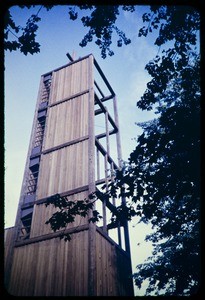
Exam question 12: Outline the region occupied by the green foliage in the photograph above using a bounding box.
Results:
[88,210,103,223]
[4,5,134,58]
[45,193,102,241]
[4,5,52,55]
[68,5,133,58]
[137,6,200,111]
[4,8,41,55]
[106,50,200,296]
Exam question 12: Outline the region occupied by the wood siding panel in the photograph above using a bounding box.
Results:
[36,140,89,199]
[9,232,89,296]
[4,227,16,290]
[95,230,133,296]
[96,230,117,296]
[8,230,132,296]
[4,227,15,269]
[43,93,89,150]
[30,191,89,238]
[6,56,133,297]
[49,58,89,105]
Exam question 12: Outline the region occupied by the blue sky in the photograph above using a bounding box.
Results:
[5,5,161,295]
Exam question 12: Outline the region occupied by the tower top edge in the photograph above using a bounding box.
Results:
[41,53,94,77]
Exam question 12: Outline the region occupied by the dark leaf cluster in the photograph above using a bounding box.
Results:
[4,7,43,55]
[137,6,200,111]
[68,5,134,58]
[131,57,200,295]
[135,224,200,296]
[5,5,135,58]
[45,193,101,241]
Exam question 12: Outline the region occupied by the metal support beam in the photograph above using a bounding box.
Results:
[94,94,118,132]
[94,58,115,97]
[95,138,118,169]
[96,148,100,181]
[103,154,108,233]
[96,129,116,140]
[105,108,110,157]
[66,52,74,62]
[94,80,104,98]
[113,96,132,255]
[111,162,122,247]
[113,96,122,168]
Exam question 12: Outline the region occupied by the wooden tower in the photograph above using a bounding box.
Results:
[4,54,134,296]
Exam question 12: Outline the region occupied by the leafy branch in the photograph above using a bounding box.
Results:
[45,192,103,241]
[4,5,53,55]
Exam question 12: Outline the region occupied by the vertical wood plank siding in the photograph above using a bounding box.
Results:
[95,230,133,296]
[49,58,88,105]
[30,191,89,238]
[36,58,90,200]
[8,230,131,296]
[4,227,16,290]
[43,94,89,150]
[36,141,89,199]
[8,232,89,296]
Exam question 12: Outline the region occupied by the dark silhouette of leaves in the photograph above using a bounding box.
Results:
[5,5,134,58]
[45,193,102,241]
[4,5,52,55]
[75,5,133,58]
[4,7,42,55]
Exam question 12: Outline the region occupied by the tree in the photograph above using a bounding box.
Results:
[129,6,200,295]
[4,5,134,57]
[131,56,200,295]
[5,4,201,296]
[4,6,42,55]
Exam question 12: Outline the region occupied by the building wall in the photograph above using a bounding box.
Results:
[95,229,133,296]
[4,227,16,290]
[8,231,89,296]
[30,191,89,238]
[7,229,132,296]
[36,142,89,199]
[49,58,89,105]
[43,93,89,150]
